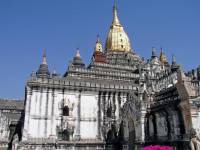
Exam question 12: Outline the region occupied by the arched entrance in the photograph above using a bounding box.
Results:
[104,93,142,150]
[128,119,136,150]
[121,96,142,150]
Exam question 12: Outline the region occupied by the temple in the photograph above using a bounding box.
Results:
[0,1,200,150]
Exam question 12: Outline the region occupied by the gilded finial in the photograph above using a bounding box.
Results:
[159,48,168,64]
[42,48,47,65]
[112,0,121,26]
[114,0,117,10]
[95,35,103,52]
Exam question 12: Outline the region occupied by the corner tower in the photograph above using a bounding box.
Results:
[36,49,50,78]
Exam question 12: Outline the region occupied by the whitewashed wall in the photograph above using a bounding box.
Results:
[22,87,99,140]
[80,92,98,139]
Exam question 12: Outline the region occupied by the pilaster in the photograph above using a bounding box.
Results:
[111,92,116,123]
[74,90,81,140]
[97,92,101,139]
[22,87,33,141]
[115,92,120,121]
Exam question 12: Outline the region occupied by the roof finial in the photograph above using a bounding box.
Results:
[76,48,81,58]
[53,67,56,74]
[42,48,47,65]
[172,54,176,65]
[114,0,117,10]
[171,54,180,71]
[94,35,103,52]
[151,47,157,58]
[96,34,100,43]
[159,48,168,64]
[36,48,50,78]
[112,0,121,26]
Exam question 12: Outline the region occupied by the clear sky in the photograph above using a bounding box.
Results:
[0,0,200,99]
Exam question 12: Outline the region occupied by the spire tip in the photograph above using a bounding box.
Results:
[152,47,157,58]
[112,0,120,26]
[114,0,117,10]
[42,48,47,65]
[172,54,176,63]
[96,34,100,43]
[76,48,81,58]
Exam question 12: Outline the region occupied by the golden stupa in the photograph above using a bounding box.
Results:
[105,1,132,52]
[94,35,103,52]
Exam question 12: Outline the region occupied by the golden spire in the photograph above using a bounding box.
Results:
[159,48,168,64]
[42,48,47,65]
[105,0,132,52]
[94,35,103,52]
[112,0,121,26]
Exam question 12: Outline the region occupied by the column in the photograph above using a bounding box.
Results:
[111,92,116,122]
[100,92,104,125]
[118,92,122,117]
[140,89,147,142]
[27,88,33,134]
[100,91,105,140]
[50,89,55,137]
[115,92,120,121]
[75,90,81,140]
[103,92,108,124]
[44,88,49,137]
[97,91,101,139]
[22,87,32,140]
[140,111,146,142]
[120,92,124,108]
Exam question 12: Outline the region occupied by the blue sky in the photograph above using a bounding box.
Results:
[0,0,200,99]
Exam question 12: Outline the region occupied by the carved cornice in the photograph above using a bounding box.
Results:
[27,77,138,93]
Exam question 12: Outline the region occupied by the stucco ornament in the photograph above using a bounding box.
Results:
[190,129,200,150]
[64,98,74,109]
[12,134,19,150]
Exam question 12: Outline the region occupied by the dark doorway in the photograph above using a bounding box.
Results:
[63,106,69,116]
